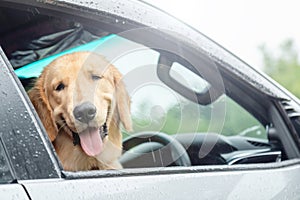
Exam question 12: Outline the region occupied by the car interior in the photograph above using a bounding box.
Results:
[0,4,286,170]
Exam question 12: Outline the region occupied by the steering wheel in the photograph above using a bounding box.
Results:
[120,132,191,167]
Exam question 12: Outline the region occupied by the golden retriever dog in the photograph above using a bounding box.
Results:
[28,51,131,171]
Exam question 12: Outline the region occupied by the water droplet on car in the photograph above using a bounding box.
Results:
[1,91,7,96]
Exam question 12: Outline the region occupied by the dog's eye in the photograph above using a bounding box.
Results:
[55,83,65,91]
[91,75,102,81]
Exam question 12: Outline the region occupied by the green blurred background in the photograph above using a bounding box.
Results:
[260,39,300,98]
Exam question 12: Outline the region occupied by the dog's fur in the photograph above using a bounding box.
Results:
[28,52,131,171]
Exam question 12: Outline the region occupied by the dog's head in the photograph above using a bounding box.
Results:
[29,52,131,156]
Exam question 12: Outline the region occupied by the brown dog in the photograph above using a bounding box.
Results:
[28,52,131,171]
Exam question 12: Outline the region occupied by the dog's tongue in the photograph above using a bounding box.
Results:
[79,127,103,157]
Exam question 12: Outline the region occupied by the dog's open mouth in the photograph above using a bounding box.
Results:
[79,127,103,157]
[58,116,108,157]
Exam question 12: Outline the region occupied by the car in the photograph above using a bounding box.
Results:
[1,0,300,199]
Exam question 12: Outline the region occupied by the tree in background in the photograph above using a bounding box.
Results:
[259,39,300,98]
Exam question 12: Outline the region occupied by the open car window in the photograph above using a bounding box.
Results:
[11,27,266,140]
[12,29,267,140]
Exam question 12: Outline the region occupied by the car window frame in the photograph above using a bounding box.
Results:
[0,49,61,181]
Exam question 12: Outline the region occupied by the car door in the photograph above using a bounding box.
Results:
[1,1,300,199]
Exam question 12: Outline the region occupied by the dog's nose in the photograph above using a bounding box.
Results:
[73,102,97,123]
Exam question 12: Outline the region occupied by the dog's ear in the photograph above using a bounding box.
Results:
[28,74,58,141]
[112,67,132,132]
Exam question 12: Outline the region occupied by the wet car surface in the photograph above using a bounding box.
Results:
[1,0,300,199]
